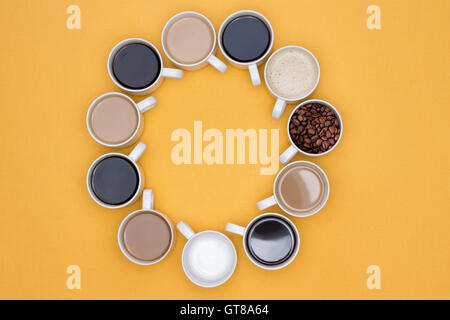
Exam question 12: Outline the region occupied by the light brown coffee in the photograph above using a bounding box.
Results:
[122,212,171,262]
[165,16,214,64]
[90,95,138,145]
[275,162,328,215]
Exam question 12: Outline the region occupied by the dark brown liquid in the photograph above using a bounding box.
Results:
[91,156,139,205]
[246,217,295,265]
[222,15,271,62]
[112,43,161,90]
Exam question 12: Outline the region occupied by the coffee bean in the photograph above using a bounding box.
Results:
[289,103,341,154]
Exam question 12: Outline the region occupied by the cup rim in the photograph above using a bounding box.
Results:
[181,230,237,288]
[117,209,175,266]
[161,11,217,68]
[264,45,321,102]
[286,99,343,157]
[107,38,164,93]
[86,152,143,209]
[86,92,142,148]
[240,212,300,270]
[218,10,274,66]
[272,161,330,217]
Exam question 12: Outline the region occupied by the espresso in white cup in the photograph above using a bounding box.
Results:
[218,10,273,86]
[108,38,183,96]
[87,142,146,209]
[226,213,300,270]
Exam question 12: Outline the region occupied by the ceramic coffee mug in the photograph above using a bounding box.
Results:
[177,221,237,288]
[218,10,274,86]
[264,45,320,119]
[279,99,343,164]
[257,161,330,217]
[108,38,183,96]
[162,11,227,73]
[87,142,146,209]
[226,212,300,270]
[87,92,156,148]
[118,190,175,265]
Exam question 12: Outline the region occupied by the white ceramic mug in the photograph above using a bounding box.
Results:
[257,161,330,217]
[86,92,156,148]
[118,190,175,265]
[177,221,237,288]
[108,38,183,96]
[86,142,146,209]
[280,99,343,164]
[162,11,227,73]
[264,45,320,119]
[218,10,274,86]
[226,212,300,270]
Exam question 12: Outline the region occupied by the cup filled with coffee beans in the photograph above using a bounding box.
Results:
[279,99,343,164]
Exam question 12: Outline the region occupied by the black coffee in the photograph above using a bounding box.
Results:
[246,217,295,265]
[112,43,161,90]
[91,156,139,205]
[222,15,271,63]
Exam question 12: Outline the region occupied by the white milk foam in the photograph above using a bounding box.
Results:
[185,233,234,283]
[266,48,318,99]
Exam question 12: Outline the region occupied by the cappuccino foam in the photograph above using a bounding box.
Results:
[266,48,318,99]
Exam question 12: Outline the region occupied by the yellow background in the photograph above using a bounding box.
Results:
[0,0,449,299]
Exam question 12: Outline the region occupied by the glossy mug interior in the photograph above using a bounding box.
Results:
[162,11,227,72]
[218,10,274,86]
[177,221,237,288]
[264,45,320,119]
[257,161,329,217]
[86,92,156,148]
[226,213,300,270]
[108,38,183,96]
[86,142,146,209]
[118,190,175,265]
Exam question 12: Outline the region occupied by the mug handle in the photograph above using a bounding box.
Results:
[142,189,154,210]
[177,221,195,240]
[279,145,299,164]
[272,98,287,119]
[128,142,146,162]
[248,63,261,86]
[225,223,246,236]
[136,96,157,113]
[257,195,277,211]
[207,54,227,73]
[161,67,183,79]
